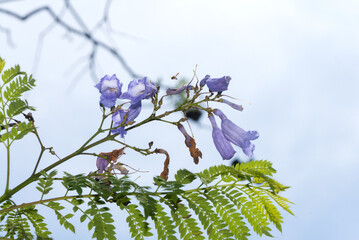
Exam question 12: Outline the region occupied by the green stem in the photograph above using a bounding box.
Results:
[5,144,10,192]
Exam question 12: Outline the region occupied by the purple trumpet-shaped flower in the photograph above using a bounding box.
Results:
[166,85,194,95]
[96,157,109,174]
[221,99,243,111]
[121,77,156,103]
[95,74,122,108]
[214,109,259,158]
[111,101,142,137]
[200,75,231,92]
[208,114,236,160]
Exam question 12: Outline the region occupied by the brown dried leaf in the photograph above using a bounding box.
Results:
[185,137,202,164]
[99,147,126,163]
[155,148,170,181]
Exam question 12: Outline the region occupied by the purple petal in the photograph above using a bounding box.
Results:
[95,74,122,108]
[208,115,236,160]
[200,75,210,87]
[214,109,259,158]
[96,157,109,173]
[121,77,156,103]
[111,102,142,137]
[206,76,231,92]
[221,99,243,111]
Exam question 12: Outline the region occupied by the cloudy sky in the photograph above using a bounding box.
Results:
[1,0,359,239]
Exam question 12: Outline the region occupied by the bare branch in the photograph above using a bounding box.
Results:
[0,25,15,47]
[0,5,140,78]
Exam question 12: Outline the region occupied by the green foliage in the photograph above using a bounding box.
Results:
[7,99,35,118]
[0,59,36,146]
[3,74,36,102]
[46,202,75,234]
[184,192,234,239]
[1,64,21,85]
[0,58,5,74]
[1,161,292,240]
[151,203,177,240]
[125,204,153,240]
[36,171,57,198]
[0,203,52,240]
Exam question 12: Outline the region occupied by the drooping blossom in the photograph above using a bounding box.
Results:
[95,74,122,108]
[111,101,142,137]
[221,99,243,111]
[214,109,259,158]
[178,124,202,164]
[166,85,193,95]
[96,157,109,174]
[208,114,236,160]
[111,109,127,137]
[200,75,231,92]
[120,77,156,103]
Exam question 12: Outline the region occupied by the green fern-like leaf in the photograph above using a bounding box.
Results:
[1,64,21,84]
[23,206,52,238]
[151,203,177,240]
[175,169,197,184]
[0,111,4,124]
[241,187,284,232]
[6,99,35,118]
[205,189,249,240]
[62,172,90,196]
[184,192,233,240]
[264,190,294,216]
[125,204,153,240]
[171,204,205,240]
[197,165,246,185]
[3,74,35,101]
[0,57,5,74]
[36,170,57,196]
[222,187,272,237]
[237,160,276,177]
[46,202,75,234]
[89,208,116,240]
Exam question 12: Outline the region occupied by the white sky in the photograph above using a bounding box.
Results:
[1,0,359,239]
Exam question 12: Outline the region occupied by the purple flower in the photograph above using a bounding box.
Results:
[121,77,156,103]
[111,101,142,137]
[214,109,259,158]
[200,75,231,92]
[95,74,122,108]
[166,85,193,95]
[96,157,109,174]
[221,99,243,111]
[208,114,236,160]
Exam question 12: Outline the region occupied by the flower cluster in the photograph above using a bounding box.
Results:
[95,73,259,168]
[95,75,157,137]
[169,75,259,161]
[211,109,259,159]
[202,75,259,159]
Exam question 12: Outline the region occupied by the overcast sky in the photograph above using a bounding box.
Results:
[1,0,359,239]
